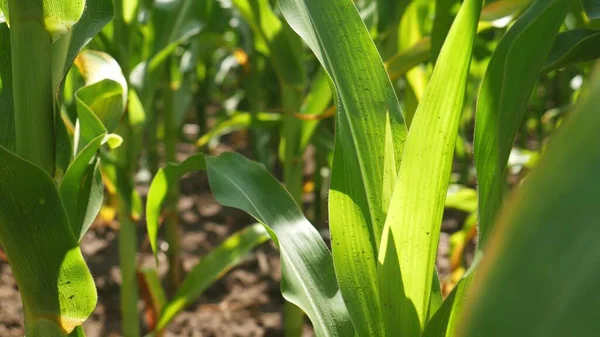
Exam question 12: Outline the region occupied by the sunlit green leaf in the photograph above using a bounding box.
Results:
[0,146,97,334]
[378,0,481,336]
[279,0,407,334]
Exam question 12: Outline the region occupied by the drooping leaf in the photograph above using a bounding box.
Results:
[543,28,600,72]
[156,224,269,331]
[377,0,481,336]
[278,0,407,334]
[460,65,600,337]
[146,152,353,336]
[205,152,353,336]
[474,0,573,248]
[0,146,97,334]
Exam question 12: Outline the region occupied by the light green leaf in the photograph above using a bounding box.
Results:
[474,0,572,248]
[385,37,431,82]
[0,146,96,334]
[543,28,600,72]
[156,224,269,331]
[460,64,600,337]
[279,0,406,334]
[378,0,481,336]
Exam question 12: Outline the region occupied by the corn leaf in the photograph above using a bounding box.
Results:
[0,146,97,334]
[460,64,600,337]
[156,224,269,331]
[385,37,431,81]
[543,28,600,72]
[378,0,481,336]
[581,0,600,21]
[474,0,572,248]
[146,152,353,336]
[206,152,353,336]
[279,0,406,334]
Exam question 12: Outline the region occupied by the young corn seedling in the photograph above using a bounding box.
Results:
[0,0,117,335]
[146,0,600,335]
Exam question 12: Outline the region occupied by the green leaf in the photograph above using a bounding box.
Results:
[59,135,105,241]
[146,154,206,256]
[205,152,353,336]
[385,37,431,82]
[0,146,96,334]
[543,28,600,72]
[377,0,481,335]
[146,152,353,336]
[581,0,600,21]
[63,0,115,80]
[156,224,269,331]
[278,0,407,334]
[474,0,572,248]
[460,65,600,337]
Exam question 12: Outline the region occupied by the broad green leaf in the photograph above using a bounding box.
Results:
[581,0,600,21]
[63,0,115,80]
[474,0,572,248]
[0,23,14,151]
[460,65,600,337]
[279,0,406,334]
[206,152,353,336]
[543,28,600,72]
[75,49,128,119]
[195,112,282,148]
[146,152,353,336]
[0,146,96,334]
[59,135,105,241]
[146,154,207,256]
[378,0,481,336]
[156,224,269,331]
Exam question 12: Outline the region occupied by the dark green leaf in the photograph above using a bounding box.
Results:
[543,28,600,72]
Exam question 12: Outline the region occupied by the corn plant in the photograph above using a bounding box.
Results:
[0,0,119,335]
[146,0,600,336]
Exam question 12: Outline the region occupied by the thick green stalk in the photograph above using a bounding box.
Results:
[280,83,305,337]
[164,68,182,290]
[115,120,141,337]
[117,199,141,337]
[8,0,55,174]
